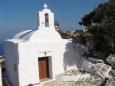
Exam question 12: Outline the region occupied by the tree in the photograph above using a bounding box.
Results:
[79,0,115,58]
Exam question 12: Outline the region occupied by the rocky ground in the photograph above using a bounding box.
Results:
[44,56,115,86]
[42,77,115,86]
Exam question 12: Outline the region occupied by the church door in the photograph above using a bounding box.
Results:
[38,57,49,79]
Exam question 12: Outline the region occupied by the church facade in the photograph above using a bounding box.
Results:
[4,4,82,86]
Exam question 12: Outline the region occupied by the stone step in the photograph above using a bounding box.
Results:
[42,81,56,86]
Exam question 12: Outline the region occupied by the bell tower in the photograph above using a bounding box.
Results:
[38,3,55,29]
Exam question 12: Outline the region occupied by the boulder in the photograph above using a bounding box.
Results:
[106,56,115,69]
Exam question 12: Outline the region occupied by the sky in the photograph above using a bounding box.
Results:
[0,0,108,41]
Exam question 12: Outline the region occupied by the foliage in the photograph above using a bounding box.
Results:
[72,34,86,45]
[79,0,115,57]
[58,30,71,39]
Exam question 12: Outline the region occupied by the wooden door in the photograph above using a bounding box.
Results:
[38,57,49,79]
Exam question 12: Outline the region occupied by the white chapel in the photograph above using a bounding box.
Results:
[4,4,82,86]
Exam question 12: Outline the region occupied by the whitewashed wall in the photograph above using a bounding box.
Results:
[0,64,2,86]
[4,3,88,86]
[17,40,67,85]
[4,39,86,86]
[4,42,19,86]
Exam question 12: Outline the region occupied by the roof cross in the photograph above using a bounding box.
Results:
[43,3,48,9]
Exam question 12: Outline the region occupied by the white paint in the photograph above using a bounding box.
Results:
[0,57,4,86]
[59,73,91,81]
[38,3,54,29]
[0,65,2,86]
[4,4,87,86]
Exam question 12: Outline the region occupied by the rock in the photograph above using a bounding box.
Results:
[106,56,115,69]
[88,58,104,63]
[80,58,111,78]
[81,62,112,79]
[110,70,115,77]
[93,63,111,78]
[56,69,91,82]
